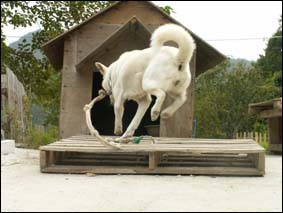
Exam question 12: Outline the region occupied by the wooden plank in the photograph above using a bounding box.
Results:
[249,97,282,113]
[50,142,260,149]
[50,139,260,145]
[45,144,262,152]
[41,165,262,176]
[164,156,250,163]
[269,144,282,152]
[61,157,252,167]
[159,161,253,167]
[61,137,257,145]
[55,136,257,142]
[62,158,148,165]
[69,135,256,143]
[46,139,262,148]
[260,109,282,118]
[4,68,27,143]
[40,145,264,154]
[60,31,93,139]
[43,140,263,148]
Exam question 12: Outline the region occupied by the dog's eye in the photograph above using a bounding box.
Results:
[178,64,182,71]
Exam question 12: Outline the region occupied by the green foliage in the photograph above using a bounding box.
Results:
[1,1,174,128]
[1,1,112,126]
[255,15,282,77]
[24,125,58,149]
[195,59,271,139]
[160,5,175,15]
[258,137,269,150]
[195,15,282,139]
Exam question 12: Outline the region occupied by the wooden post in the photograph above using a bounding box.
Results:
[40,151,47,170]
[149,152,159,170]
[256,153,265,176]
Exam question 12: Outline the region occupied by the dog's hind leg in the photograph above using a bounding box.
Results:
[119,95,151,139]
[161,92,187,119]
[114,96,125,135]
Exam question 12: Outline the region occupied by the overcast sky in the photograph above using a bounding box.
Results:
[3,1,282,61]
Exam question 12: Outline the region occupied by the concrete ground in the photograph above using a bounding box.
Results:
[1,148,282,212]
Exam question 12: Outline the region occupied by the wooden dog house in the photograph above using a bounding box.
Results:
[42,1,226,139]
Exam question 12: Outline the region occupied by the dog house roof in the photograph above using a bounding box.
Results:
[76,17,151,72]
[42,1,226,75]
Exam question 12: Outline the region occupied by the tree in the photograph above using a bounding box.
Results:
[1,1,174,126]
[195,59,270,139]
[256,15,282,76]
[255,15,282,94]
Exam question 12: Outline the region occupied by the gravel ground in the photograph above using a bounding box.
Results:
[1,148,282,212]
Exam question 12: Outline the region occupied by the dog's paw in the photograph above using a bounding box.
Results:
[114,126,123,135]
[151,110,160,121]
[161,111,172,119]
[114,136,131,144]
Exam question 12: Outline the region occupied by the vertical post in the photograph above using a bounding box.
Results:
[149,152,159,170]
[256,153,265,176]
[40,151,47,171]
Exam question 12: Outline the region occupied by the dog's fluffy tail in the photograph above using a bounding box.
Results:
[150,24,196,65]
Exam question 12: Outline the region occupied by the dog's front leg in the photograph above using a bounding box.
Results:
[118,95,151,139]
[149,89,166,121]
[161,92,187,119]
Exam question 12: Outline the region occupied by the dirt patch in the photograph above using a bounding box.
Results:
[1,148,282,212]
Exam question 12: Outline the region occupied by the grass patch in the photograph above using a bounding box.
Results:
[258,139,269,150]
[24,125,58,149]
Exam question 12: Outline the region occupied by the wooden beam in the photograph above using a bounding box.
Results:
[269,144,282,153]
[260,109,282,118]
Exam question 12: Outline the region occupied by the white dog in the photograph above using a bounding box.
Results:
[95,24,195,141]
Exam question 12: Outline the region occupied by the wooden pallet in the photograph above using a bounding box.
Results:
[40,135,265,176]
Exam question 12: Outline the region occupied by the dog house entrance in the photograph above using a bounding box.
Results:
[91,73,160,136]
[88,18,160,136]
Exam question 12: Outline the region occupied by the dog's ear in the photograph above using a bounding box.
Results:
[95,62,108,76]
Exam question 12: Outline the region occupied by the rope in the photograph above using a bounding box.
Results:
[83,89,144,149]
[84,89,121,149]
